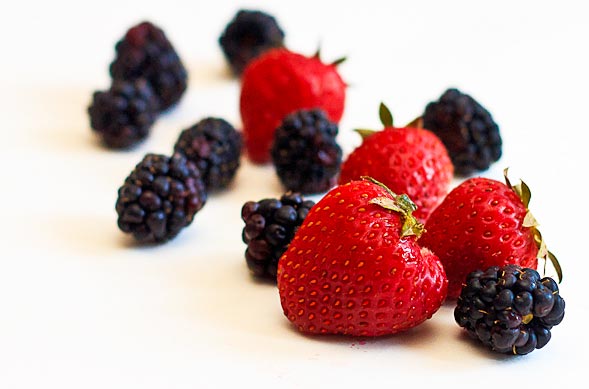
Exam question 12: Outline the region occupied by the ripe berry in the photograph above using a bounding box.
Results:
[241,192,315,280]
[116,153,207,243]
[219,9,285,76]
[455,265,565,355]
[88,79,159,148]
[110,21,187,110]
[278,178,447,336]
[174,117,242,191]
[271,109,342,194]
[422,88,502,175]
[339,104,453,222]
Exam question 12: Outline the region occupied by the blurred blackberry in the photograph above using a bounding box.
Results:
[110,21,187,110]
[241,192,315,280]
[88,79,160,149]
[174,118,242,191]
[271,109,342,194]
[455,265,565,355]
[219,9,285,75]
[116,153,207,243]
[423,88,502,175]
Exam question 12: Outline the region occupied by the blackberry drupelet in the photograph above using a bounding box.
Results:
[455,265,565,355]
[271,109,342,194]
[423,88,502,176]
[241,192,315,280]
[219,9,285,75]
[110,21,187,110]
[88,79,160,149]
[174,118,242,191]
[116,153,207,243]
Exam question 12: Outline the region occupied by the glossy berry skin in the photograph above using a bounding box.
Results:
[277,180,448,336]
[240,48,346,164]
[420,177,538,299]
[455,265,565,355]
[339,127,453,222]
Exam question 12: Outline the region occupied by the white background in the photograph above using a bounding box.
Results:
[1,1,588,387]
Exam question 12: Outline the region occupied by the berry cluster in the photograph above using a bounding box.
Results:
[455,265,565,355]
[241,192,315,280]
[89,21,187,149]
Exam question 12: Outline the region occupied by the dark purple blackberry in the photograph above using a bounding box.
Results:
[88,79,160,149]
[241,192,315,280]
[173,118,242,191]
[423,88,502,176]
[110,21,187,111]
[116,153,207,243]
[455,265,565,355]
[219,9,285,75]
[271,109,342,194]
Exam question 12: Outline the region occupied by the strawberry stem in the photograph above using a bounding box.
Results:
[362,176,424,238]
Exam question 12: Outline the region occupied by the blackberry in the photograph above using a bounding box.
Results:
[88,79,160,149]
[455,265,565,355]
[116,153,207,243]
[110,21,187,111]
[219,9,285,75]
[423,88,502,176]
[241,192,315,280]
[174,118,242,191]
[271,109,342,194]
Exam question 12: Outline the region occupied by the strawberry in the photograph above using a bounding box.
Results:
[339,104,453,222]
[239,48,346,164]
[277,178,448,336]
[419,169,561,299]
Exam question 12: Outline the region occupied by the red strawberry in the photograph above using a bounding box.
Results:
[240,48,346,164]
[339,104,453,222]
[419,169,561,299]
[277,178,447,336]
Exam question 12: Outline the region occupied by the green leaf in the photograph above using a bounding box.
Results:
[331,57,347,66]
[520,180,532,208]
[503,167,512,189]
[379,103,394,127]
[354,129,377,140]
[547,250,563,283]
[523,211,538,228]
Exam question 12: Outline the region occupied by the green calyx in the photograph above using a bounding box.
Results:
[353,103,395,141]
[313,47,347,66]
[362,176,424,238]
[503,168,562,283]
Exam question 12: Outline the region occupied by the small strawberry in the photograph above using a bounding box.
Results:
[419,169,561,299]
[339,103,453,222]
[277,178,447,336]
[240,48,346,164]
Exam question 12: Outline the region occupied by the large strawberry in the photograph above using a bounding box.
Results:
[277,178,447,336]
[419,169,561,299]
[240,48,346,164]
[339,104,453,222]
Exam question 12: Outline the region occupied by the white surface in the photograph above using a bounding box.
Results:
[1,1,588,388]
